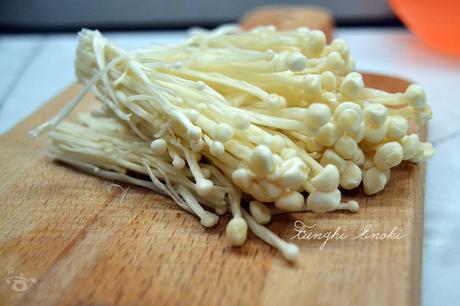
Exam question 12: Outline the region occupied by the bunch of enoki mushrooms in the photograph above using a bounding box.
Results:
[30,25,434,261]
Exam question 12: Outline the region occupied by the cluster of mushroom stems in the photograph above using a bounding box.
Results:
[30,25,434,261]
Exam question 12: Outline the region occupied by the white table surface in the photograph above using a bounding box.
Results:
[0,28,459,305]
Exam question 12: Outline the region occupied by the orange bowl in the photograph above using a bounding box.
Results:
[389,0,460,56]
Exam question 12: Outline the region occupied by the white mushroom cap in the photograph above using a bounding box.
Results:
[196,178,214,196]
[326,51,345,71]
[320,71,337,91]
[404,84,426,108]
[305,30,326,57]
[150,138,168,155]
[340,161,362,190]
[334,135,358,159]
[320,149,346,174]
[226,217,248,246]
[285,51,308,72]
[351,148,365,166]
[346,122,366,143]
[340,72,364,98]
[386,116,408,140]
[364,122,388,144]
[317,122,340,147]
[306,103,331,129]
[278,157,309,190]
[275,191,305,212]
[334,102,363,133]
[364,103,387,126]
[250,145,275,177]
[232,168,252,189]
[307,189,341,213]
[249,201,272,225]
[374,142,403,170]
[310,164,339,192]
[363,167,388,195]
[400,134,421,160]
[214,123,234,142]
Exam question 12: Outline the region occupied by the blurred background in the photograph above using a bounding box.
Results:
[0,0,398,32]
[0,2,459,305]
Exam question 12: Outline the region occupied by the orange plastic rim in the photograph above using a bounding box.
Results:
[389,0,460,56]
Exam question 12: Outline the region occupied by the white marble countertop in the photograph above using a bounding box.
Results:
[0,28,459,305]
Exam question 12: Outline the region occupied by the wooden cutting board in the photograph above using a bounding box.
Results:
[0,73,425,306]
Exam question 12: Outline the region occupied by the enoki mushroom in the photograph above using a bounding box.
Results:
[30,26,434,261]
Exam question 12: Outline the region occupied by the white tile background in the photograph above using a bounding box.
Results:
[0,28,459,305]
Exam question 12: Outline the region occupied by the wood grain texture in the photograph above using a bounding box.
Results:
[0,73,425,306]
